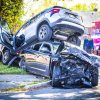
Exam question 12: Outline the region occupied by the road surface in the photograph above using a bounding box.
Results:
[0,69,100,100]
[0,85,100,100]
[0,80,100,99]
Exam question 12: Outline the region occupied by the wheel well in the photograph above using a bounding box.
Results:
[37,21,49,33]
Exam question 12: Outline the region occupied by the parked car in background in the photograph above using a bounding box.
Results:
[19,41,99,87]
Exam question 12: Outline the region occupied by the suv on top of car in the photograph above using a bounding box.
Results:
[0,6,84,64]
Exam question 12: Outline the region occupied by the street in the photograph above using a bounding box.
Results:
[0,85,100,100]
[0,68,100,100]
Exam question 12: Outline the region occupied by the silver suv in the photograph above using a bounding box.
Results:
[0,6,84,64]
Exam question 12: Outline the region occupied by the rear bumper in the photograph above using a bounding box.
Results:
[51,20,84,38]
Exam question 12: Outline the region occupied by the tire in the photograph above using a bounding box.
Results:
[52,66,61,87]
[67,35,81,46]
[89,67,99,87]
[2,50,12,65]
[38,24,52,41]
[19,58,26,70]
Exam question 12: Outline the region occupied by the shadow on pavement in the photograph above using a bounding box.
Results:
[0,86,100,100]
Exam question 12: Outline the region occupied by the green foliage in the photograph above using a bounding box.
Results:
[0,62,28,74]
[89,3,97,11]
[70,4,87,11]
[0,0,24,33]
[70,3,98,11]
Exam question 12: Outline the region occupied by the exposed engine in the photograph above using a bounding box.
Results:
[60,56,92,87]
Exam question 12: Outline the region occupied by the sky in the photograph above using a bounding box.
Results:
[22,0,100,21]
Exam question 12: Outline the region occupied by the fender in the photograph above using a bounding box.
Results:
[36,18,52,34]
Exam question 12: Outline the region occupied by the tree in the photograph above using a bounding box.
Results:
[0,0,24,33]
[70,3,98,11]
[89,3,97,11]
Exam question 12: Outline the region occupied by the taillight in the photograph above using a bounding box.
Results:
[51,8,60,13]
[50,8,60,16]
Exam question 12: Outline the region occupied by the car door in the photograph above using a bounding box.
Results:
[22,42,51,77]
[21,43,43,75]
[38,43,52,76]
[22,43,46,76]
[0,17,13,50]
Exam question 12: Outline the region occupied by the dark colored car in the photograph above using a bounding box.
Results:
[0,6,84,65]
[19,41,99,87]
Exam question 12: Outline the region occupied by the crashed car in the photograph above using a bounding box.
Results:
[19,41,99,87]
[0,6,84,64]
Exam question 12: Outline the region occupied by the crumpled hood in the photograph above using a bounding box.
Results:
[90,54,100,67]
[62,43,93,65]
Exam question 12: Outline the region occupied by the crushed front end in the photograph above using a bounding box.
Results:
[53,43,99,88]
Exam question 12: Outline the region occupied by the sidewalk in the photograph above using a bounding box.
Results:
[0,75,43,90]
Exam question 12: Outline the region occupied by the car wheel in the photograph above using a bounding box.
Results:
[67,35,81,46]
[52,66,61,87]
[38,24,52,41]
[19,58,26,70]
[89,67,99,86]
[2,50,12,65]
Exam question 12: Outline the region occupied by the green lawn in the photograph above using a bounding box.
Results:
[0,62,28,74]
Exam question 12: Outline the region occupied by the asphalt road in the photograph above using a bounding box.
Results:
[0,85,100,100]
[0,69,100,100]
[0,82,100,99]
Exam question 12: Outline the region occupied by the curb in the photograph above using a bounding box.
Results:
[24,80,51,90]
[0,80,51,93]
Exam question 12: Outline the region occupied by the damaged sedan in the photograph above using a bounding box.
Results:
[19,41,99,88]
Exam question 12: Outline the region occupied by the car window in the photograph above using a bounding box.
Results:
[52,43,60,53]
[16,18,32,37]
[0,18,11,33]
[52,41,62,53]
[41,44,51,51]
[30,10,45,23]
[39,43,51,54]
[32,43,42,51]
